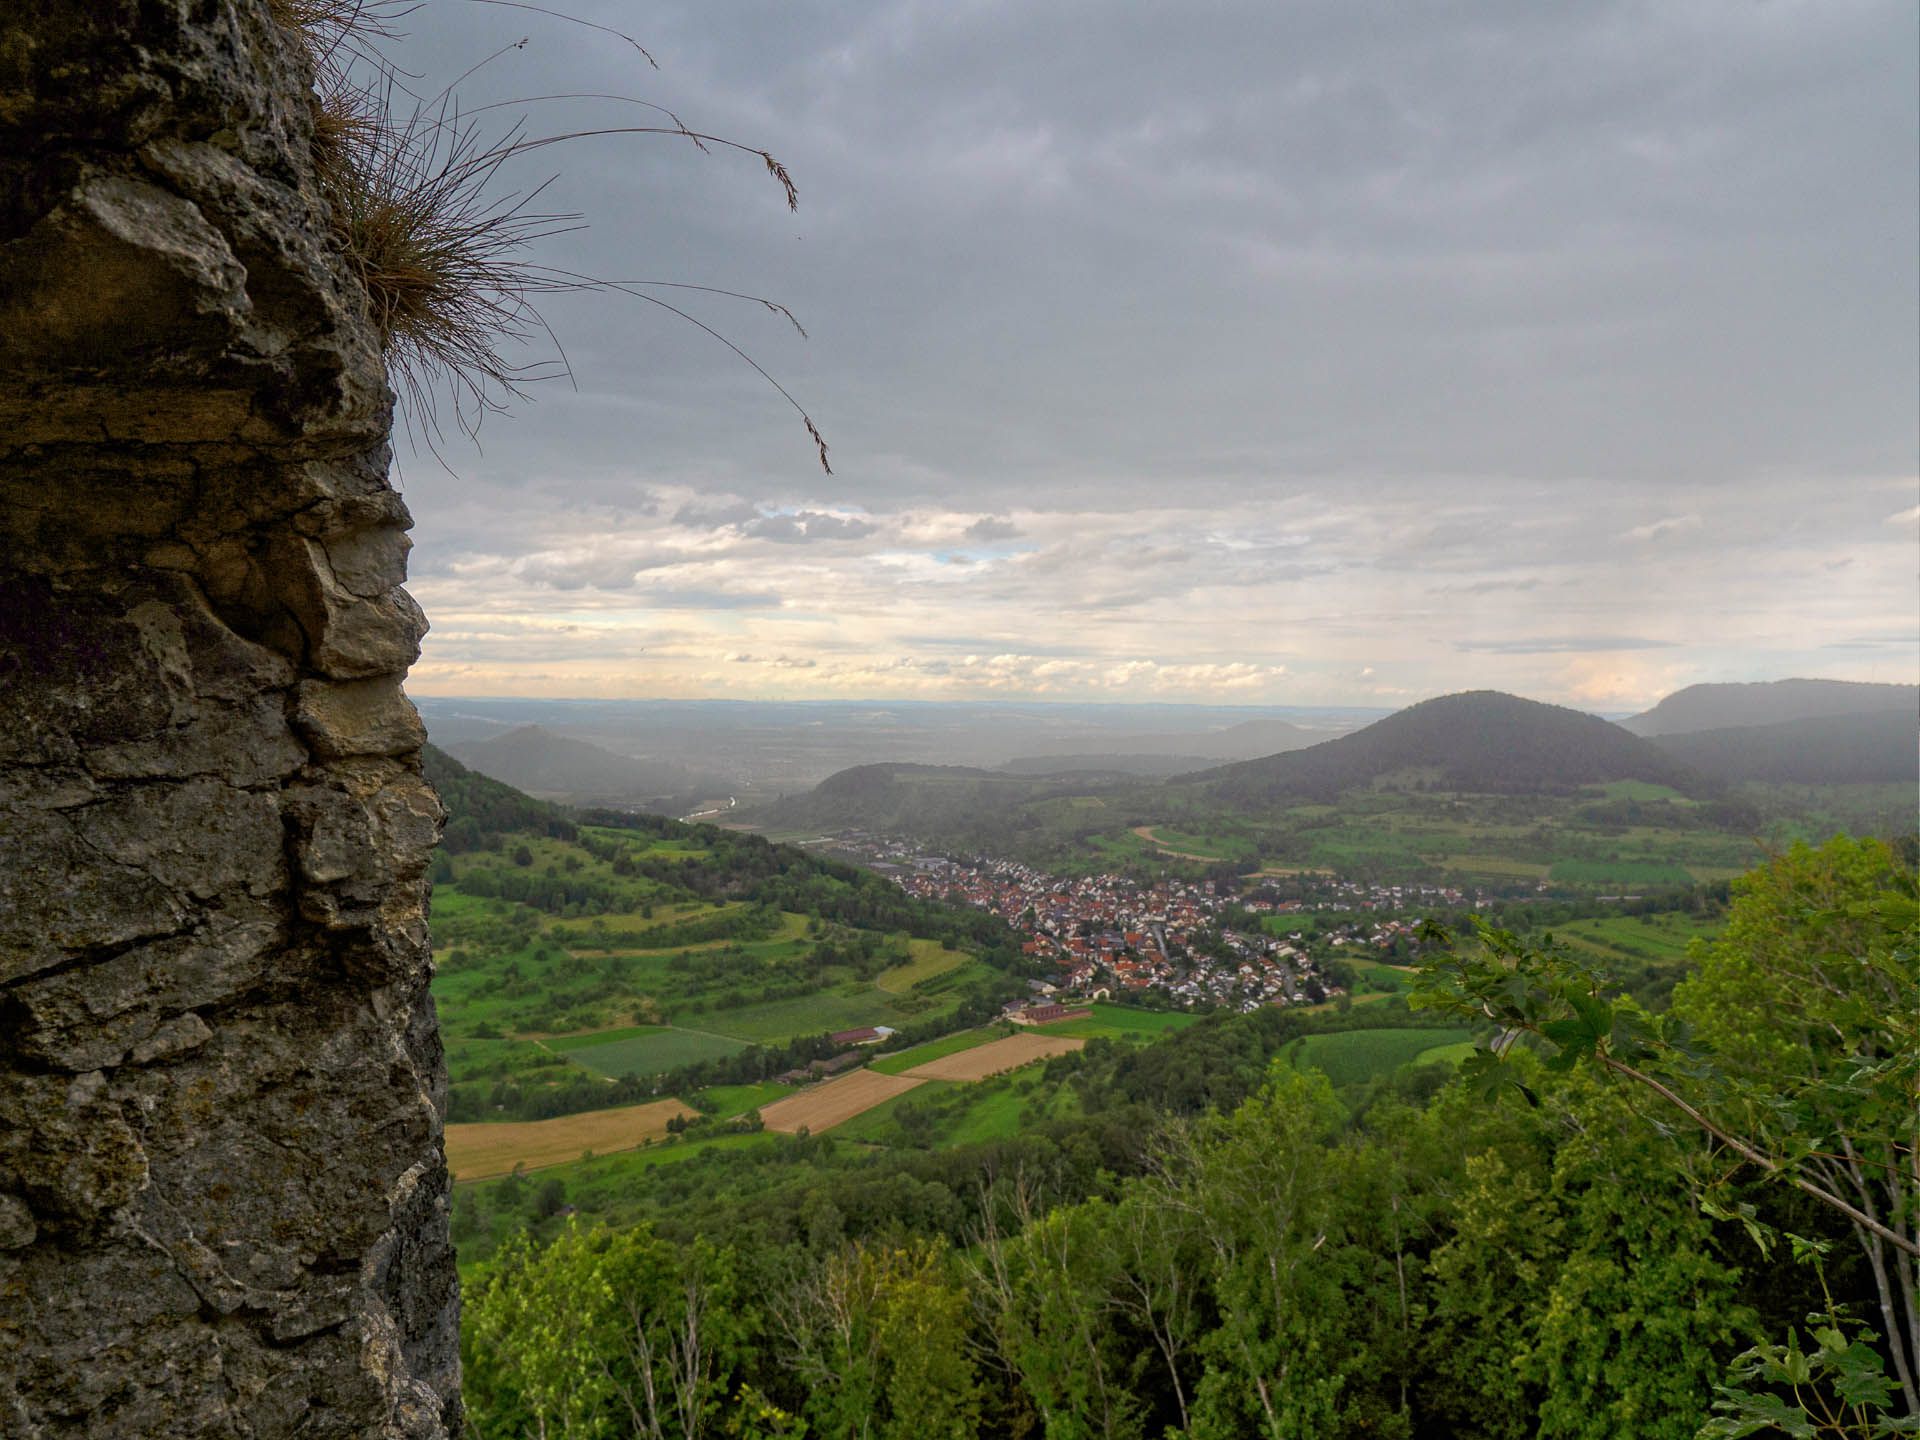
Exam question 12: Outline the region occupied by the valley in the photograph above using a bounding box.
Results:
[427,687,1844,1258]
[430,682,1916,1437]
[428,680,1916,1207]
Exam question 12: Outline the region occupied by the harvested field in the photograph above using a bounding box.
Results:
[903,1031,1084,1081]
[444,1098,697,1180]
[758,1068,927,1135]
[1129,825,1224,862]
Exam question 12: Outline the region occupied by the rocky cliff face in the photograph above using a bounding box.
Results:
[0,3,460,1435]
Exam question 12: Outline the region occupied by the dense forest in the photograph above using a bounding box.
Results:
[458,835,1918,1439]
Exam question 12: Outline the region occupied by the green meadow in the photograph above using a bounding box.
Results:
[1289,1026,1477,1087]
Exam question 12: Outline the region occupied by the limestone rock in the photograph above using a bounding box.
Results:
[0,1,460,1434]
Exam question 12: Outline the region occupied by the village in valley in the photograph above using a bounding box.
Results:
[814,833,1481,1017]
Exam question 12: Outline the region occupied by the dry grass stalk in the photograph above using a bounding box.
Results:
[270,0,419,87]
[269,0,830,469]
[319,90,582,439]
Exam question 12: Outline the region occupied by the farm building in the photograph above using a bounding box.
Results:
[776,1051,869,1084]
[828,1026,896,1047]
[1011,1003,1093,1027]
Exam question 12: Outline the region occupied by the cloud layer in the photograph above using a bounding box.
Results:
[383,0,1918,709]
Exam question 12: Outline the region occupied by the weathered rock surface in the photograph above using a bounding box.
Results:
[0,2,460,1435]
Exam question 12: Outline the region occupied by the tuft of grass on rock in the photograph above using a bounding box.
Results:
[269,0,831,468]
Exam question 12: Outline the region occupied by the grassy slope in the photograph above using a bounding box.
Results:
[1289,1026,1477,1086]
[1041,1003,1203,1039]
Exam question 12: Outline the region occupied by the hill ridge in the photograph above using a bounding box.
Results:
[1624,678,1916,737]
[1196,689,1704,805]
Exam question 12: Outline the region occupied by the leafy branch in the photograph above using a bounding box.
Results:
[1410,914,1919,1260]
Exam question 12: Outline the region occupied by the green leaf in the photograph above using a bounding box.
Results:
[1828,1340,1900,1410]
[1568,989,1613,1040]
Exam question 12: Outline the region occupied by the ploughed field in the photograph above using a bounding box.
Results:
[759,1033,1088,1134]
[758,1070,927,1134]
[900,1031,1084,1080]
[444,1099,698,1180]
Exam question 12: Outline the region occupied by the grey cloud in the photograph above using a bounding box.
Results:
[519,558,639,590]
[741,511,877,543]
[374,1,1914,704]
[673,497,763,527]
[898,635,1090,656]
[964,516,1022,542]
[1821,634,1920,651]
[1623,515,1704,543]
[387,0,1914,515]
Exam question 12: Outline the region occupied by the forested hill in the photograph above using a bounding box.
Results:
[1192,690,1705,804]
[1622,677,1917,736]
[1648,708,1918,785]
[426,743,580,850]
[755,761,1095,834]
[747,691,1717,850]
[423,745,1022,953]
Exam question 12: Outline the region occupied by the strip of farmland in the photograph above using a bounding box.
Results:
[902,1031,1085,1081]
[445,1099,699,1180]
[757,1069,928,1135]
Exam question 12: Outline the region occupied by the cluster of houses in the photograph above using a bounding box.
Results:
[882,853,1351,1013]
[796,830,1485,1015]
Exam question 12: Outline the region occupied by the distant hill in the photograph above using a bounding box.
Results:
[1623,679,1916,737]
[1649,710,1917,785]
[1011,713,1341,766]
[1194,691,1705,805]
[999,753,1215,778]
[424,743,579,846]
[1171,714,1334,760]
[755,762,1057,835]
[447,724,716,806]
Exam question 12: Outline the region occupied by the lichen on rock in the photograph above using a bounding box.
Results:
[0,2,460,1435]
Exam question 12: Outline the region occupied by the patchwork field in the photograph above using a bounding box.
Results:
[757,1069,928,1135]
[1554,911,1719,964]
[697,1081,793,1118]
[444,1099,698,1180]
[426,795,1017,1135]
[902,1031,1085,1081]
[553,1025,748,1077]
[1547,858,1694,886]
[1413,1040,1477,1067]
[875,938,972,993]
[696,987,938,1045]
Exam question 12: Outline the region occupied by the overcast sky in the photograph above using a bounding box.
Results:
[383,0,1918,710]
